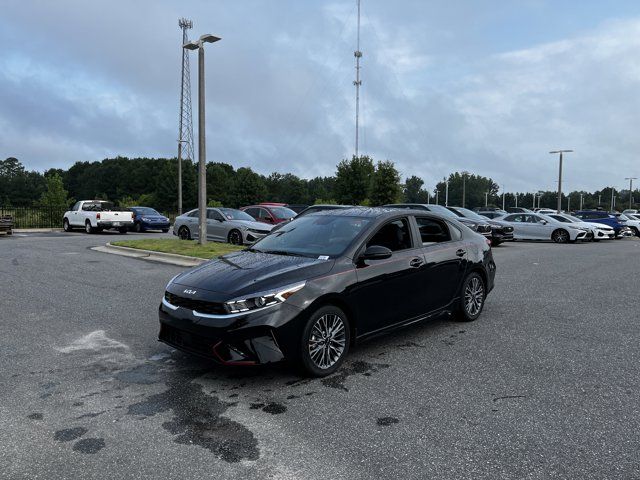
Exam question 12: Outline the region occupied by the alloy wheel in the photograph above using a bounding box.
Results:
[464,276,485,317]
[307,313,347,370]
[229,230,242,245]
[553,230,569,243]
[178,227,190,240]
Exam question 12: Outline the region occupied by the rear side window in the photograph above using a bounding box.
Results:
[244,208,258,218]
[415,217,451,244]
[367,218,412,251]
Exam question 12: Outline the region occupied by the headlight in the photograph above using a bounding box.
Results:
[224,282,306,314]
[141,216,150,221]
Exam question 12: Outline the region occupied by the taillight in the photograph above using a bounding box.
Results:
[96,213,101,220]
[131,213,134,219]
[486,238,492,246]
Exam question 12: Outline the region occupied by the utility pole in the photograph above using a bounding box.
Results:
[567,195,570,212]
[610,187,615,212]
[625,177,637,209]
[427,191,430,205]
[515,193,519,208]
[502,186,505,211]
[579,193,583,211]
[353,0,363,158]
[177,18,195,216]
[184,33,222,245]
[462,172,469,208]
[445,180,449,207]
[435,190,439,205]
[532,193,536,209]
[550,150,573,214]
[598,194,601,206]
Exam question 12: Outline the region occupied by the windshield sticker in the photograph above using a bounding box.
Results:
[318,255,330,260]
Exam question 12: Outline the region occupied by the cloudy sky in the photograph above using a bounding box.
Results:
[2,0,640,192]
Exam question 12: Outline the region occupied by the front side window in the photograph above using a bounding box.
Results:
[71,202,81,211]
[270,207,297,220]
[416,217,451,244]
[207,209,224,221]
[187,210,199,218]
[367,218,412,251]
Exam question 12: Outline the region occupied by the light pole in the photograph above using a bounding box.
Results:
[532,193,536,209]
[427,191,430,205]
[445,180,449,207]
[515,193,519,208]
[625,177,637,209]
[550,150,573,214]
[184,33,221,245]
[484,192,488,207]
[435,190,439,205]
[567,195,570,212]
[610,187,615,212]
[579,193,583,211]
[461,171,469,208]
[501,186,505,211]
[598,194,601,206]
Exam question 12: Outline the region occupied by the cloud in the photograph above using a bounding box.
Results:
[1,1,640,193]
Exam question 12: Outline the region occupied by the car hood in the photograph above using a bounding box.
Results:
[229,219,274,231]
[172,250,334,296]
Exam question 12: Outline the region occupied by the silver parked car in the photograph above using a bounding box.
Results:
[500,213,589,243]
[173,208,273,245]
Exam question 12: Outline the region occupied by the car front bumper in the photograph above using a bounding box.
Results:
[158,292,303,365]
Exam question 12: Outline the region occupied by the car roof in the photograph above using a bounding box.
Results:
[309,206,425,218]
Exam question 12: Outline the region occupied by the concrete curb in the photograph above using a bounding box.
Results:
[14,228,63,233]
[92,243,207,267]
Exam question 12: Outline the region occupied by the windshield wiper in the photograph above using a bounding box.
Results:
[261,250,314,258]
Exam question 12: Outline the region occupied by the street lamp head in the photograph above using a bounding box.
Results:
[183,41,200,50]
[549,150,573,154]
[200,34,221,44]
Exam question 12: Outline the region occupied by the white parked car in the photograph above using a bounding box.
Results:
[63,200,134,234]
[616,213,640,237]
[500,213,589,243]
[622,209,638,214]
[546,213,615,241]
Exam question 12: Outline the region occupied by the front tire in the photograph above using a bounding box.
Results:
[456,272,486,322]
[228,229,243,245]
[299,305,350,377]
[178,226,191,240]
[631,227,639,237]
[552,229,570,243]
[63,219,72,232]
[133,222,142,233]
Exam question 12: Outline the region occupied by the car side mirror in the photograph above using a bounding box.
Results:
[540,220,548,225]
[361,245,392,261]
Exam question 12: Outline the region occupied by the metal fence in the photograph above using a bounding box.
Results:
[0,206,69,229]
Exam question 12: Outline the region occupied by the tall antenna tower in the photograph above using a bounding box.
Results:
[353,0,362,158]
[177,17,195,214]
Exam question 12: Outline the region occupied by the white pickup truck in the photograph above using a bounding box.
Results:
[63,200,134,234]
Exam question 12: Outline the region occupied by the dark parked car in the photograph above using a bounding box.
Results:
[241,205,297,225]
[159,208,495,376]
[446,206,514,246]
[385,204,493,240]
[129,206,170,233]
[270,204,356,233]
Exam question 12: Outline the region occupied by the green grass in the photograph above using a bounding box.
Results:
[111,238,243,259]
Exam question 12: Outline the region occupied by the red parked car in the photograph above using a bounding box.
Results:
[241,204,297,224]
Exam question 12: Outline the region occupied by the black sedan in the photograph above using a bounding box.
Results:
[159,208,496,376]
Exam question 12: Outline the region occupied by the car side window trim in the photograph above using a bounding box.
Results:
[355,216,419,260]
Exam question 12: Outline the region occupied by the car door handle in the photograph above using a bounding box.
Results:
[456,249,466,257]
[409,257,424,268]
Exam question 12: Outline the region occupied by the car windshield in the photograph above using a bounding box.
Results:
[134,207,160,215]
[451,207,488,221]
[219,208,255,222]
[82,201,114,211]
[249,215,372,258]
[422,204,459,219]
[552,215,575,223]
[270,207,297,219]
[565,215,584,223]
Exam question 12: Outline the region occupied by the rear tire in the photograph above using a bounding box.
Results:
[455,272,486,322]
[178,226,191,240]
[85,221,94,234]
[298,305,350,377]
[552,229,570,243]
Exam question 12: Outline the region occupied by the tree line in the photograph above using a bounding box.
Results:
[0,155,637,212]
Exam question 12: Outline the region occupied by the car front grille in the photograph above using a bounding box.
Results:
[159,324,216,357]
[164,291,227,315]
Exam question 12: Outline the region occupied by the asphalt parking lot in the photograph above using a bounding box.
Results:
[2,232,640,480]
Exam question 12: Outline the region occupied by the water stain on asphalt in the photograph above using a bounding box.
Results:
[127,377,259,463]
[75,411,106,419]
[377,417,399,426]
[115,364,162,385]
[54,427,88,442]
[321,361,390,392]
[262,402,286,415]
[27,413,43,420]
[73,438,105,454]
